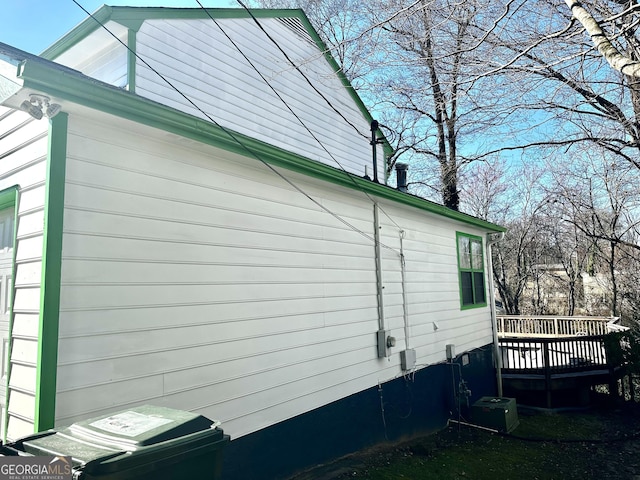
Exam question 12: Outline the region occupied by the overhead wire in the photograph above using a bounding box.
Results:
[71,0,399,253]
[194,1,366,189]
[218,0,406,233]
[233,0,369,140]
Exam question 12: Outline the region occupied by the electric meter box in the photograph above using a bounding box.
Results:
[471,397,519,433]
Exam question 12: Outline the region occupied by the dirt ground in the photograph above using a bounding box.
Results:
[290,403,640,480]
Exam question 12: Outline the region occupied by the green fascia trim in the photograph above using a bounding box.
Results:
[0,186,18,211]
[41,6,306,58]
[39,6,394,161]
[40,6,114,59]
[0,185,19,443]
[294,11,394,161]
[456,232,489,310]
[18,60,503,233]
[34,113,68,432]
[127,29,136,94]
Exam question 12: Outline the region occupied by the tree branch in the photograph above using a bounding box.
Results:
[565,0,640,77]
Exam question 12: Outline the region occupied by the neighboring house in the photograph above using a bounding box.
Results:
[519,263,613,316]
[522,263,582,315]
[0,6,504,479]
[582,272,612,316]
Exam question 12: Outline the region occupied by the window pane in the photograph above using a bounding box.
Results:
[461,272,473,305]
[471,240,483,270]
[458,237,471,269]
[473,272,486,304]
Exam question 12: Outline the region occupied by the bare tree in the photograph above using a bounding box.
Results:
[549,150,640,317]
[473,0,640,172]
[459,158,509,221]
[463,160,550,314]
[539,204,591,315]
[564,0,640,78]
[251,0,528,211]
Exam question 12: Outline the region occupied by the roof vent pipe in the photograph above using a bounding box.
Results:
[370,120,380,183]
[395,163,408,193]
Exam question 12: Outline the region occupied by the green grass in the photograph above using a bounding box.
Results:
[339,410,631,480]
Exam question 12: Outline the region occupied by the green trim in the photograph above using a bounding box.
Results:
[41,6,307,58]
[17,61,503,233]
[40,6,113,58]
[34,113,68,432]
[294,11,394,161]
[0,185,18,442]
[127,29,136,93]
[0,187,18,211]
[39,6,394,164]
[456,232,488,310]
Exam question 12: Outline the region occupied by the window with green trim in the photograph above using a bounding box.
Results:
[456,233,486,308]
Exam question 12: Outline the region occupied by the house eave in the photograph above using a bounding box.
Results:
[13,54,503,234]
[40,6,311,59]
[40,5,395,167]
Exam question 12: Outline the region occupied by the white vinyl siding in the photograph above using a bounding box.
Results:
[48,14,386,187]
[134,17,383,180]
[0,107,48,440]
[375,202,493,360]
[76,44,128,88]
[50,21,129,88]
[56,114,492,439]
[57,115,382,437]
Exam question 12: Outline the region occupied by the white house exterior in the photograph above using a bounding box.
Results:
[0,7,504,479]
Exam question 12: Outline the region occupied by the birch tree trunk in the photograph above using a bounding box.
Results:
[565,0,640,77]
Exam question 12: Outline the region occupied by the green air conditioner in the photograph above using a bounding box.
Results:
[471,397,519,433]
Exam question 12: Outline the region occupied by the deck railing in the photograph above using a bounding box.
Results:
[497,315,623,338]
[496,315,631,407]
[499,335,610,375]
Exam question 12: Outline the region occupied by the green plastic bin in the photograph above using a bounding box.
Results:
[471,396,520,433]
[3,405,230,479]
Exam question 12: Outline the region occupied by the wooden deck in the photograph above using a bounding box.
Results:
[496,316,628,407]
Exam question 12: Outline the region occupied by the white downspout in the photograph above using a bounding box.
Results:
[487,232,505,396]
[399,230,410,349]
[374,203,395,358]
[374,203,385,332]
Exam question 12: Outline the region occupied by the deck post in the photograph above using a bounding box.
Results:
[608,366,617,403]
[542,341,552,408]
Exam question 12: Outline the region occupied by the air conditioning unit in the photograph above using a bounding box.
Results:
[471,397,519,433]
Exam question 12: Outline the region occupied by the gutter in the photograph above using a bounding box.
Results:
[12,57,504,233]
[486,232,505,396]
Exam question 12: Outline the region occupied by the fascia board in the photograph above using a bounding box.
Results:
[17,58,505,234]
[41,6,310,58]
[40,6,115,59]
[293,10,395,161]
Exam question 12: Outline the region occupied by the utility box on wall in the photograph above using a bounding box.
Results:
[471,397,519,433]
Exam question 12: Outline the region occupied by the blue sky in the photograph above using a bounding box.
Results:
[1,1,236,55]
